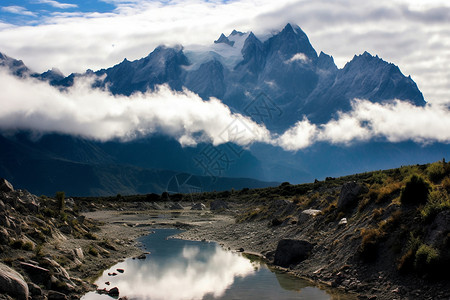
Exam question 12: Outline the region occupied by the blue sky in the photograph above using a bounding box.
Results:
[0,0,116,25]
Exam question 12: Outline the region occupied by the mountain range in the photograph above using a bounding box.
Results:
[0,23,447,196]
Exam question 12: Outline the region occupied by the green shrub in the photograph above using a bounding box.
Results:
[400,175,430,205]
[10,240,24,249]
[22,242,34,251]
[359,228,385,261]
[415,244,439,273]
[427,162,446,183]
[397,233,421,272]
[442,177,450,194]
[421,190,450,222]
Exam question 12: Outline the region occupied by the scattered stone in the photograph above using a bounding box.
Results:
[0,178,14,193]
[0,262,29,300]
[337,182,366,210]
[191,203,206,210]
[135,253,147,260]
[108,272,118,276]
[108,287,120,296]
[105,281,110,286]
[47,290,68,300]
[210,200,229,211]
[117,268,124,273]
[338,218,348,226]
[74,247,84,260]
[273,239,314,268]
[238,247,245,252]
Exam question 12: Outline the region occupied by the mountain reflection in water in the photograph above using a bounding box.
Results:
[82,229,351,300]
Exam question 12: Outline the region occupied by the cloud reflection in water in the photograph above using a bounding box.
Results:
[93,244,257,300]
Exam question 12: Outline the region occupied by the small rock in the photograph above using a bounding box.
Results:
[338,218,348,226]
[117,269,124,273]
[105,281,110,286]
[108,287,120,296]
[74,248,84,260]
[238,247,244,252]
[136,253,147,260]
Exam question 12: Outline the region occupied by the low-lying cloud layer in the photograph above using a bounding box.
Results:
[0,68,449,151]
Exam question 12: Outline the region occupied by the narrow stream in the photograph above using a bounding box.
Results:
[82,229,354,300]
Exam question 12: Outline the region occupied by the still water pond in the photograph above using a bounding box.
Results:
[83,229,352,300]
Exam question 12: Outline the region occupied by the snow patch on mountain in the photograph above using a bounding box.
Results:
[184,32,250,70]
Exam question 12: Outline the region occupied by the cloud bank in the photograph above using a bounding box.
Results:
[0,68,449,151]
[0,68,270,146]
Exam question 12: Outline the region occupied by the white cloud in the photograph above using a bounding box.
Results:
[277,99,450,151]
[1,6,36,16]
[0,68,271,146]
[286,53,310,64]
[35,0,78,9]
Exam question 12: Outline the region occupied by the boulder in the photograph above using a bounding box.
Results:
[0,179,14,193]
[0,200,5,212]
[337,182,366,210]
[191,203,206,210]
[0,262,29,300]
[210,200,229,211]
[273,239,314,268]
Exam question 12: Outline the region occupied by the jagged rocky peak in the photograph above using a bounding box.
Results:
[214,33,235,47]
[317,51,337,71]
[265,23,318,61]
[230,29,245,36]
[0,52,31,76]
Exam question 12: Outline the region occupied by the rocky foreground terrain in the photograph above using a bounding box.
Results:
[0,179,148,300]
[1,160,450,300]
